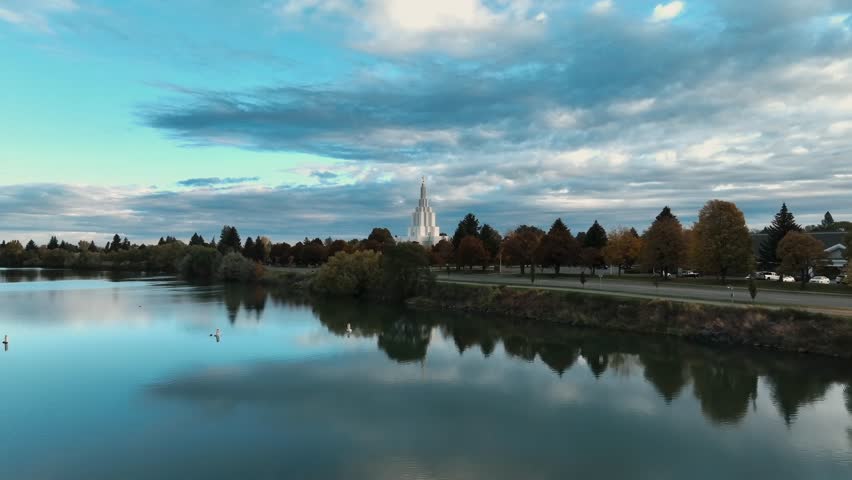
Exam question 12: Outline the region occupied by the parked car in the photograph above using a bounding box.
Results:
[681,270,700,278]
[782,275,795,283]
[836,274,848,285]
[809,276,831,285]
[764,272,780,281]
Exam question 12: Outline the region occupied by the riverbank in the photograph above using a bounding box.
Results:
[406,282,852,358]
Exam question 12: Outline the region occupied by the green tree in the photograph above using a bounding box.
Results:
[218,226,242,254]
[219,251,261,283]
[777,232,826,288]
[47,236,59,250]
[580,220,608,274]
[641,206,685,278]
[479,224,502,266]
[693,200,753,281]
[109,234,122,252]
[189,233,206,246]
[452,213,480,249]
[537,218,580,275]
[178,246,222,281]
[25,240,38,252]
[364,227,396,252]
[759,203,801,268]
[270,242,292,265]
[244,237,256,259]
[382,243,433,300]
[312,250,382,297]
[820,211,835,230]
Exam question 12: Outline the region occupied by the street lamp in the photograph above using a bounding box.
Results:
[727,285,734,303]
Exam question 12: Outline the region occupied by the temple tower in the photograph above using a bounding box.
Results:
[407,177,440,246]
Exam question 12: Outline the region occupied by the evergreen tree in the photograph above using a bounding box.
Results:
[452,213,480,249]
[25,239,37,251]
[47,236,59,250]
[158,237,166,246]
[759,203,802,268]
[244,237,256,259]
[110,234,122,252]
[479,224,502,263]
[189,233,206,246]
[253,236,267,263]
[583,221,608,249]
[122,237,130,250]
[820,211,835,230]
[218,226,242,254]
[537,218,580,275]
[88,241,98,252]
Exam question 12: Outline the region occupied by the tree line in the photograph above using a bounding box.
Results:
[0,201,849,287]
[432,201,849,286]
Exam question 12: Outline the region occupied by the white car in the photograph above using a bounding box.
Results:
[764,272,780,281]
[782,275,795,283]
[809,276,831,285]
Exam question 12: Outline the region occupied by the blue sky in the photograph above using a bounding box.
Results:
[2,0,852,244]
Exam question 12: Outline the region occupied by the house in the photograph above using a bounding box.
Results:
[751,232,848,269]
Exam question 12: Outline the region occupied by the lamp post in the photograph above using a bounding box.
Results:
[727,285,734,303]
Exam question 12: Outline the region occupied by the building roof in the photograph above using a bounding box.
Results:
[751,232,848,257]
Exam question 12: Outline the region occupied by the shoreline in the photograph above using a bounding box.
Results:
[405,282,852,359]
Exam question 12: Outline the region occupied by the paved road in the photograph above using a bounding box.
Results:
[436,272,852,312]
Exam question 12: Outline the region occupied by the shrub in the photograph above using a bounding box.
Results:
[312,250,381,297]
[179,246,222,281]
[219,252,262,283]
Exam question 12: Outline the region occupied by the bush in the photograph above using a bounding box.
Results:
[381,243,434,300]
[219,252,262,283]
[312,250,381,297]
[179,246,222,281]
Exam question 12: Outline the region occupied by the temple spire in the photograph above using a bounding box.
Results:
[420,177,426,199]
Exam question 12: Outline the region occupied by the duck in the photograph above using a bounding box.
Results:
[2,335,7,344]
[345,323,353,335]
[209,328,221,337]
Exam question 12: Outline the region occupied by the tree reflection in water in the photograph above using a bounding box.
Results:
[204,285,852,428]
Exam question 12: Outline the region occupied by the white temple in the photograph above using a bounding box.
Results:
[407,177,441,246]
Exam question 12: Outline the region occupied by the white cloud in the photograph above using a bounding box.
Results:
[543,108,583,128]
[651,1,684,23]
[275,0,547,56]
[791,146,809,155]
[589,0,614,15]
[609,97,656,116]
[0,0,78,33]
[828,120,852,135]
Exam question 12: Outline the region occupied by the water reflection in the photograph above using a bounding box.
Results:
[199,283,852,427]
[3,273,852,479]
[0,267,142,283]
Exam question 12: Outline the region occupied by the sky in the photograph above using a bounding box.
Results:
[2,0,852,245]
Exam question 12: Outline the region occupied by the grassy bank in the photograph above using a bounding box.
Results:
[407,283,852,358]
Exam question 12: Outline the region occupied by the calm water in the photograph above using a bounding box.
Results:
[1,269,851,479]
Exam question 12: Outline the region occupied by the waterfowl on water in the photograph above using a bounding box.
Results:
[346,323,353,335]
[2,335,8,344]
[209,328,221,337]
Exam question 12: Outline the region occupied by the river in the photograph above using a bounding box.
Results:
[0,268,850,479]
